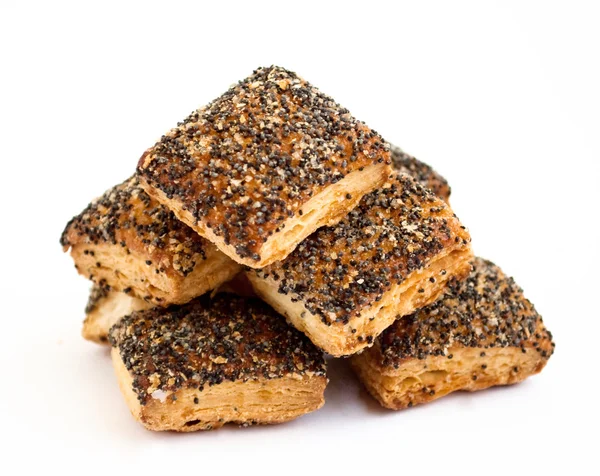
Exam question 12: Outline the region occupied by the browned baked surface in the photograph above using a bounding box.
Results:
[247,172,472,355]
[351,257,555,409]
[390,145,451,202]
[137,65,391,267]
[61,176,240,304]
[109,293,327,431]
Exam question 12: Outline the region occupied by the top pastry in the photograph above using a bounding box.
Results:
[390,145,451,202]
[137,66,392,268]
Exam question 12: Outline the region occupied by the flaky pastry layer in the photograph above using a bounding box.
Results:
[109,294,327,431]
[248,248,472,356]
[247,173,472,356]
[350,257,554,409]
[139,162,389,268]
[113,350,326,431]
[61,177,240,305]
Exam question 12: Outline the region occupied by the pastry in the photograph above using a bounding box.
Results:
[390,145,450,202]
[109,293,327,431]
[61,176,241,306]
[247,173,472,356]
[350,257,555,409]
[82,284,152,344]
[137,65,392,268]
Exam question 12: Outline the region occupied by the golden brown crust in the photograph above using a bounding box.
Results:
[112,349,326,431]
[350,257,555,409]
[110,294,327,431]
[247,173,472,356]
[390,145,451,203]
[136,66,392,268]
[61,176,241,305]
[138,163,390,269]
[109,293,326,409]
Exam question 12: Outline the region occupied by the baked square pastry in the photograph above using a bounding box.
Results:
[390,145,451,203]
[61,177,240,306]
[137,65,391,268]
[350,257,555,409]
[109,293,327,431]
[247,173,473,356]
[82,284,153,344]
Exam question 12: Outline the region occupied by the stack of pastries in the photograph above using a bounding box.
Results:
[61,66,554,431]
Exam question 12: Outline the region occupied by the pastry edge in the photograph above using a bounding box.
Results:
[246,246,473,356]
[138,162,391,268]
[350,334,551,410]
[69,242,241,306]
[111,348,327,431]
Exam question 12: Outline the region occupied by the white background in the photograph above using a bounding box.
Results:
[1,1,598,474]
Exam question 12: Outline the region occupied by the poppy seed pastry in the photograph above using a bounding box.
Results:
[390,145,451,203]
[136,66,392,268]
[350,257,555,409]
[246,173,473,356]
[82,284,153,344]
[109,294,327,431]
[61,177,241,306]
